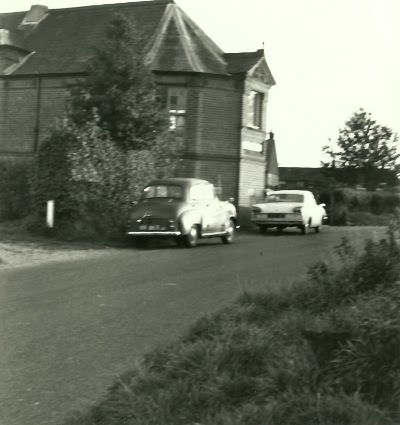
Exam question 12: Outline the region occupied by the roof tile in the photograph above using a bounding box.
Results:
[225,49,264,74]
[0,1,271,78]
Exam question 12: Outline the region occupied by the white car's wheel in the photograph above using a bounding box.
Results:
[184,225,199,248]
[301,219,311,235]
[222,219,235,244]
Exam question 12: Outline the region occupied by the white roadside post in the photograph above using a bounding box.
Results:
[46,200,55,228]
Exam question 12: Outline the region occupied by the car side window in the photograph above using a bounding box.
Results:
[190,184,204,201]
[309,194,317,205]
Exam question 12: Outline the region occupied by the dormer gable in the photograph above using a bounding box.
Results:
[18,5,48,31]
[146,3,227,74]
[248,56,276,88]
[0,29,32,74]
[225,49,276,87]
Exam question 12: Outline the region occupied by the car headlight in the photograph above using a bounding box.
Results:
[293,207,302,213]
[252,207,261,214]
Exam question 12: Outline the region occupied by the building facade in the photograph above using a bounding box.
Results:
[0,0,276,217]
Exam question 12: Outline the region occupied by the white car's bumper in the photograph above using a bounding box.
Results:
[251,213,304,226]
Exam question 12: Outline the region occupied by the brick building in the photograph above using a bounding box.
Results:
[0,0,276,216]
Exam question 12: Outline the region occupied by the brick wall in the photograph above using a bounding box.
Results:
[0,71,273,213]
[236,76,272,226]
[165,74,242,202]
[0,78,38,153]
[189,76,242,201]
[0,76,73,155]
[192,77,242,158]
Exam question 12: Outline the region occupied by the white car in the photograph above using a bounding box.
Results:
[251,190,327,235]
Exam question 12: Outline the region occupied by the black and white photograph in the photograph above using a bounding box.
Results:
[0,0,399,424]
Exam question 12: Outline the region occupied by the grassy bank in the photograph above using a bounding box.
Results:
[64,232,400,425]
[319,187,399,226]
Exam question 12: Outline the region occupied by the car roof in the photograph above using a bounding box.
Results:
[145,178,211,187]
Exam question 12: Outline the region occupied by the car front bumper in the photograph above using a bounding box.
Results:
[251,220,304,226]
[127,231,182,236]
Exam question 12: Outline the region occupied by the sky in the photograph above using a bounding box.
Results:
[1,0,399,167]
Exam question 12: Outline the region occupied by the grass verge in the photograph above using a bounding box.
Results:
[63,231,400,425]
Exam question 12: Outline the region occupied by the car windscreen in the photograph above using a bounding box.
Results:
[266,193,304,203]
[141,185,183,199]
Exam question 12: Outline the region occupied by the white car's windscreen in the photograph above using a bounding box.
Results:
[266,194,304,203]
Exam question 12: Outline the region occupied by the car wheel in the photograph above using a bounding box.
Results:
[314,226,320,233]
[184,225,199,248]
[277,226,283,235]
[301,219,311,235]
[175,236,185,247]
[222,219,235,244]
[259,225,268,235]
[135,237,148,249]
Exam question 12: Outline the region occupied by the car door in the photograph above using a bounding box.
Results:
[189,184,214,233]
[189,183,220,233]
[202,184,225,233]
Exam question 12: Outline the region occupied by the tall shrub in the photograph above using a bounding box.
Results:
[29,15,182,239]
[67,15,170,151]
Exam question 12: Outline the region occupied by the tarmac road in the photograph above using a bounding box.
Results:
[0,226,385,425]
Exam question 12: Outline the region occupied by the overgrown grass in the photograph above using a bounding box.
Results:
[63,231,400,425]
[347,211,392,226]
[319,188,400,225]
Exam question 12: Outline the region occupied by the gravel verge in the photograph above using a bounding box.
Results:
[0,221,120,270]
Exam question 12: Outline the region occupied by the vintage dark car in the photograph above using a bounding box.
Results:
[127,178,238,248]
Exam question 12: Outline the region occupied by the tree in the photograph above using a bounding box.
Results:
[29,15,182,239]
[68,14,170,151]
[322,109,399,191]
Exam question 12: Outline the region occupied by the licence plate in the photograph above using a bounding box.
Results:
[139,224,161,231]
[268,213,285,218]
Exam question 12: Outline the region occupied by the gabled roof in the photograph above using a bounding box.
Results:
[0,1,275,80]
[225,49,264,74]
[1,1,174,75]
[145,2,226,74]
[225,49,276,85]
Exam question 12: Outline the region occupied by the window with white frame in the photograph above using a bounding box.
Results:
[157,86,187,133]
[247,90,263,129]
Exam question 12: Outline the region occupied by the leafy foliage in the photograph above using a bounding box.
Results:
[318,187,400,225]
[67,15,170,151]
[323,109,399,190]
[29,114,181,239]
[29,15,181,239]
